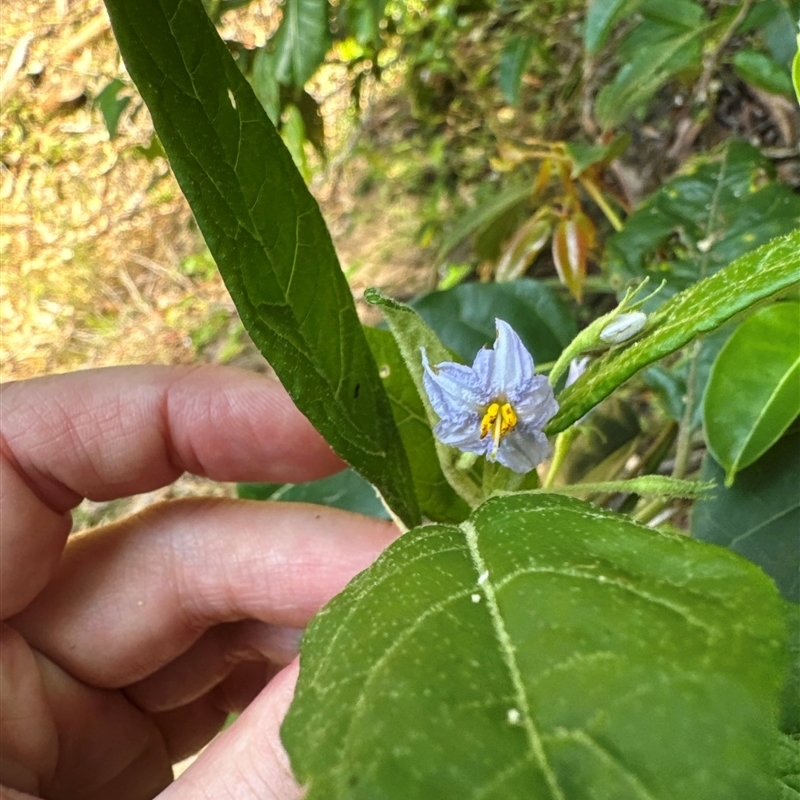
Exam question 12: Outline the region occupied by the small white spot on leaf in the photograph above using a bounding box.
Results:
[227,88,236,109]
[379,365,391,378]
[478,570,489,585]
[471,593,481,603]
[506,708,521,725]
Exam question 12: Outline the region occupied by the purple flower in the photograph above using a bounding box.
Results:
[421,320,558,473]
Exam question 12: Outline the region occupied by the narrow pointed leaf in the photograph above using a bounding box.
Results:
[364,326,470,523]
[549,230,800,434]
[365,289,483,507]
[283,493,787,799]
[103,0,420,525]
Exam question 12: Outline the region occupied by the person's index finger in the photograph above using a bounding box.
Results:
[2,365,344,511]
[0,364,344,618]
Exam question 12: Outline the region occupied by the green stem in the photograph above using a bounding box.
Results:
[543,427,579,488]
[579,176,623,232]
[673,342,701,481]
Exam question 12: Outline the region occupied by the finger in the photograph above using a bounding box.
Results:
[125,620,302,713]
[13,498,397,690]
[29,651,172,800]
[161,661,303,800]
[152,661,277,763]
[0,364,343,619]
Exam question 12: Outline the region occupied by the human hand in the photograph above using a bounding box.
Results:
[1,365,398,800]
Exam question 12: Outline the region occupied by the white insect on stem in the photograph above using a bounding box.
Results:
[599,311,647,344]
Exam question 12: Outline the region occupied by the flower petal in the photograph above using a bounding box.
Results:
[488,319,535,397]
[496,426,551,473]
[509,374,559,430]
[433,414,485,454]
[421,348,485,424]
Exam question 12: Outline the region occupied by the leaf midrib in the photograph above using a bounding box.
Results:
[461,519,566,800]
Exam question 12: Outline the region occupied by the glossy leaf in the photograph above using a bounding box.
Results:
[693,424,800,603]
[549,230,800,433]
[364,326,470,524]
[272,0,331,89]
[606,142,800,297]
[584,0,637,53]
[495,215,551,281]
[733,50,794,97]
[411,278,577,365]
[704,302,800,485]
[498,35,536,105]
[283,493,788,799]
[552,217,590,302]
[103,0,419,526]
[237,468,389,518]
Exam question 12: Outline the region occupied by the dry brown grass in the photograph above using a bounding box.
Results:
[1,0,236,380]
[0,0,431,383]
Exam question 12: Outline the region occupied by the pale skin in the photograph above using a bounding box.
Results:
[0,365,398,799]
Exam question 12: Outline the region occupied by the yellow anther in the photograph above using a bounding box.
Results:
[480,401,518,454]
[480,402,501,439]
[499,402,517,434]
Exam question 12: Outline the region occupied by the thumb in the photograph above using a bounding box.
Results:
[161,661,303,800]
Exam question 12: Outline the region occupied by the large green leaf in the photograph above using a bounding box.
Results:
[549,229,800,433]
[606,142,800,296]
[103,0,419,526]
[703,302,800,485]
[693,424,800,603]
[411,279,577,365]
[364,326,470,524]
[283,493,788,799]
[273,0,331,89]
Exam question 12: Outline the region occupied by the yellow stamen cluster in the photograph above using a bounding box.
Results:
[480,401,518,454]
